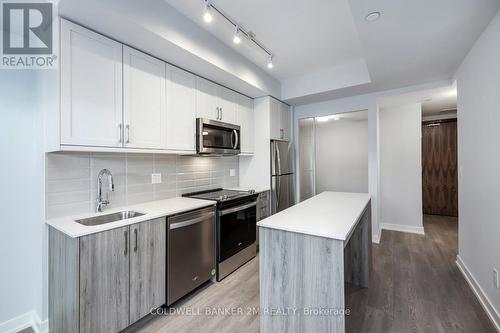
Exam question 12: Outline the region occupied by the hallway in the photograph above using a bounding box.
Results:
[346,215,495,332]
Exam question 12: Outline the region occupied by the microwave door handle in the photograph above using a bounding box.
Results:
[233,130,239,149]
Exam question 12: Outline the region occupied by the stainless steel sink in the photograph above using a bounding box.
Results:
[75,211,145,226]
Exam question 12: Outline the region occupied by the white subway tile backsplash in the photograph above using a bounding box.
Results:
[45,153,239,218]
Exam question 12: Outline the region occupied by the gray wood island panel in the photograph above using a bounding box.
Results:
[257,192,372,333]
[259,228,345,332]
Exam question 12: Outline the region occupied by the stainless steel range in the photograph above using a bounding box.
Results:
[183,188,258,281]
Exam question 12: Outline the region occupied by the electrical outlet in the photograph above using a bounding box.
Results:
[151,173,162,184]
[494,269,499,289]
[229,169,236,177]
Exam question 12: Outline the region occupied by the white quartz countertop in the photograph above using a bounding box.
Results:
[257,191,371,240]
[46,197,215,238]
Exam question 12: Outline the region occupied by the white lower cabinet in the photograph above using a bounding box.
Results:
[123,46,167,149]
[166,65,197,152]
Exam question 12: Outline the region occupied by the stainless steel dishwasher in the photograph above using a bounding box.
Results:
[167,206,216,305]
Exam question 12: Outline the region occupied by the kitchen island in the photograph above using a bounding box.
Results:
[257,191,371,333]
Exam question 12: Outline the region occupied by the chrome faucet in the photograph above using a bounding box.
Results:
[96,169,115,212]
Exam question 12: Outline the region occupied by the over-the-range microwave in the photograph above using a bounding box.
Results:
[196,118,241,156]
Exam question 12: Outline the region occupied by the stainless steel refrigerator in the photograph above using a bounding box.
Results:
[271,140,295,214]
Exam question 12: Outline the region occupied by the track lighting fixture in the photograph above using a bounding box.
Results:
[202,0,274,69]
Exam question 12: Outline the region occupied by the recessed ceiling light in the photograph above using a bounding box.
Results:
[365,11,381,22]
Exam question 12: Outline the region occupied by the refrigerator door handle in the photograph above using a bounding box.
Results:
[276,142,282,175]
[276,176,281,209]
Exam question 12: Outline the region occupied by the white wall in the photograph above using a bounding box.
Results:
[455,9,500,328]
[379,103,423,233]
[0,70,47,329]
[314,117,368,193]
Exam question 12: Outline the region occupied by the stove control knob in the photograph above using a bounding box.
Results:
[249,189,256,194]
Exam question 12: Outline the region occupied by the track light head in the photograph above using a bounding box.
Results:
[233,27,241,44]
[203,2,213,23]
[267,56,274,69]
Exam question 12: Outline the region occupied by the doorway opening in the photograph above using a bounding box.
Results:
[298,110,368,202]
[376,84,458,237]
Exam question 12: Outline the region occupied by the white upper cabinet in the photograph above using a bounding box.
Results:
[270,98,282,140]
[217,86,237,124]
[270,98,291,141]
[60,20,123,147]
[280,102,291,141]
[196,77,238,124]
[166,64,196,152]
[236,94,254,154]
[123,46,167,149]
[196,77,219,120]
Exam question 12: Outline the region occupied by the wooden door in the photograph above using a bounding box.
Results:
[79,226,130,333]
[129,218,166,323]
[422,120,458,216]
[60,19,123,147]
[123,46,167,149]
[166,64,196,152]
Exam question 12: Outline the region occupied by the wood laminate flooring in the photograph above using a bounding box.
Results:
[129,215,495,333]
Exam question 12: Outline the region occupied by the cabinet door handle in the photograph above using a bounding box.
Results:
[280,129,284,139]
[220,107,223,120]
[216,107,220,120]
[126,124,130,144]
[134,228,138,252]
[118,124,123,143]
[124,230,128,256]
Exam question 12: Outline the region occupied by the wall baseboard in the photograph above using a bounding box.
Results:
[372,227,381,244]
[0,311,47,333]
[456,255,500,332]
[380,222,425,235]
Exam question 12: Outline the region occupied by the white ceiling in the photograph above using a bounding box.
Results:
[378,84,457,116]
[164,0,365,81]
[165,0,500,105]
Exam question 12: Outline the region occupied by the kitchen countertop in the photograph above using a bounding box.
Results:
[257,191,371,240]
[46,197,215,238]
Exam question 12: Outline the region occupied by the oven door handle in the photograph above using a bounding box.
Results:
[219,201,257,216]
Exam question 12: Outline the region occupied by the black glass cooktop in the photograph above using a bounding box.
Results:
[182,188,255,202]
